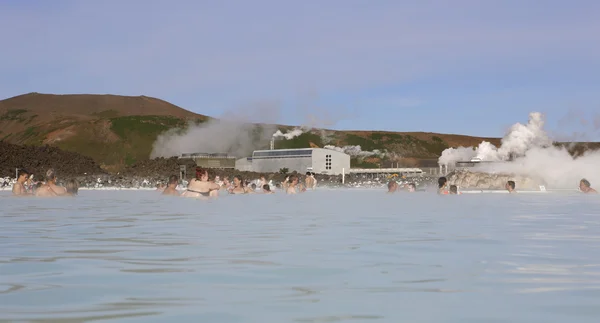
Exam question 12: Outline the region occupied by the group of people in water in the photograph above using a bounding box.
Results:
[386,176,597,194]
[11,168,79,197]
[10,166,598,197]
[157,168,318,197]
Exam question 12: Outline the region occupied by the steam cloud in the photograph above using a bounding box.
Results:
[439,112,600,189]
[324,145,385,159]
[150,103,279,158]
[273,128,304,139]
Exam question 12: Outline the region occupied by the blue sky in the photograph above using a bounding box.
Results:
[1,0,599,139]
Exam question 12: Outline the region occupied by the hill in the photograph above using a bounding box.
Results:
[0,93,209,170]
[2,92,594,171]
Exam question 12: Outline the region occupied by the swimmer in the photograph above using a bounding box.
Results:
[282,176,290,190]
[220,176,231,191]
[407,182,416,192]
[438,177,449,194]
[506,180,516,193]
[286,175,304,194]
[387,180,398,193]
[449,185,460,195]
[162,175,180,196]
[12,169,31,196]
[259,175,268,188]
[579,179,597,194]
[35,169,67,197]
[311,172,318,189]
[229,175,254,194]
[251,183,257,191]
[65,179,79,196]
[305,172,314,190]
[262,184,274,194]
[181,167,220,198]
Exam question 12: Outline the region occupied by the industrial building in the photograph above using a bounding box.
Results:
[235,148,350,175]
[179,153,236,169]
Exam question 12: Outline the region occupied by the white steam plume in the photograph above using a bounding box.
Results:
[439,111,600,189]
[150,102,279,158]
[324,145,385,158]
[273,128,304,139]
[439,112,551,165]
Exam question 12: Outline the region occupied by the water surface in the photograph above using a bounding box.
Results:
[1,190,600,322]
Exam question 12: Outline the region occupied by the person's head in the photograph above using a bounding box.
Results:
[506,181,516,191]
[306,172,311,176]
[262,184,271,192]
[45,168,57,183]
[196,167,209,181]
[65,179,79,196]
[407,183,416,192]
[34,182,43,191]
[223,176,230,184]
[233,175,243,187]
[387,180,398,192]
[168,175,178,187]
[449,185,458,194]
[438,177,447,189]
[580,178,591,191]
[275,183,281,189]
[17,169,29,182]
[214,175,220,182]
[289,175,299,184]
[251,183,257,190]
[260,175,266,181]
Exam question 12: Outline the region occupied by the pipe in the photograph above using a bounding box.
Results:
[342,168,345,184]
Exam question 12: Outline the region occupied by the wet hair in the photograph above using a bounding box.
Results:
[66,179,79,196]
[251,183,257,189]
[387,180,397,190]
[408,183,416,189]
[234,175,244,187]
[581,178,591,188]
[195,167,207,179]
[507,181,515,190]
[45,168,56,181]
[438,177,447,188]
[289,175,298,182]
[449,185,458,194]
[263,184,271,191]
[17,169,29,178]
[168,175,178,185]
[306,172,311,176]
[275,183,281,189]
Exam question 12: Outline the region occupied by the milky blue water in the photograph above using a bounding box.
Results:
[1,190,600,322]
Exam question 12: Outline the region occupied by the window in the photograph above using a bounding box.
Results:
[325,154,332,170]
[252,149,313,158]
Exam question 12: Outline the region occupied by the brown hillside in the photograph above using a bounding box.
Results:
[0,92,207,120]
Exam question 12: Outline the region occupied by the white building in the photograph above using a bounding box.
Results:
[235,148,350,175]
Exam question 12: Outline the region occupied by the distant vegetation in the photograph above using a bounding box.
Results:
[0,109,28,122]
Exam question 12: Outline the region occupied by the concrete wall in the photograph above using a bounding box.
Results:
[252,155,313,174]
[311,149,350,175]
[235,158,253,172]
[242,148,351,174]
